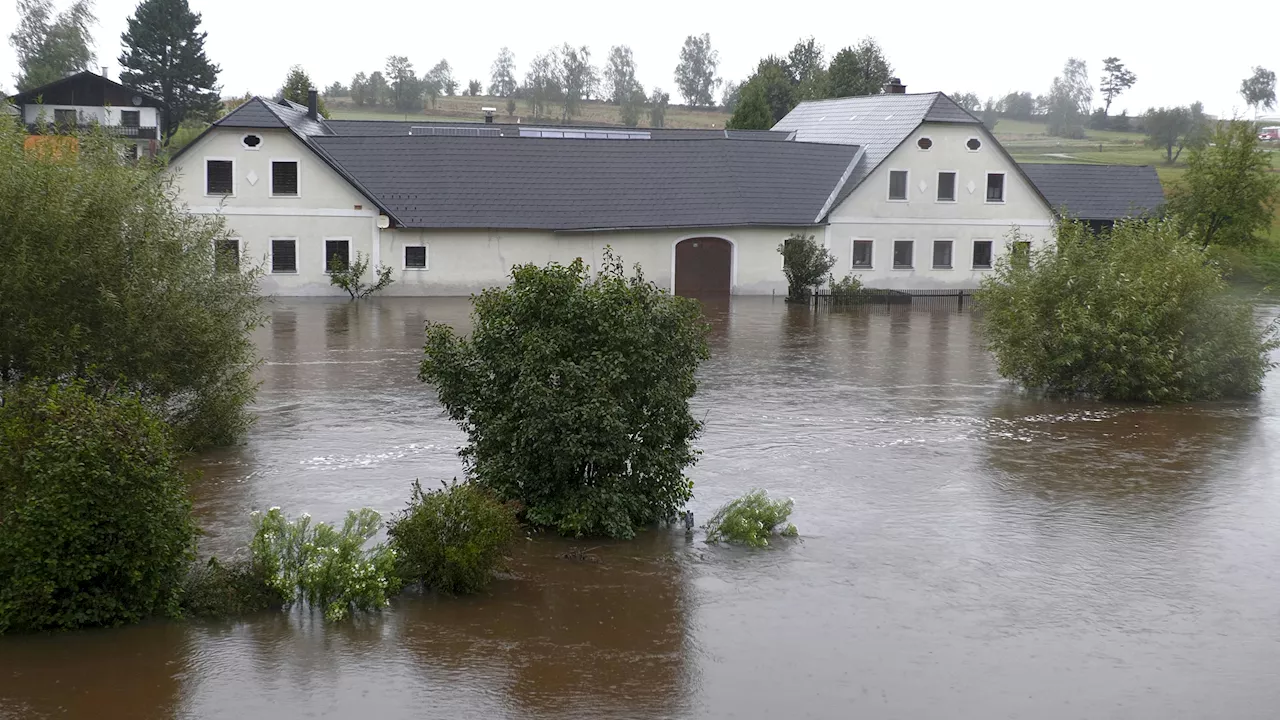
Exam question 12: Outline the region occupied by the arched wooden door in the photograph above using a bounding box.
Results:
[674,237,732,297]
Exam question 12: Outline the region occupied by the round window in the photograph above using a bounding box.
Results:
[966,137,982,151]
[242,134,262,149]
[917,137,933,150]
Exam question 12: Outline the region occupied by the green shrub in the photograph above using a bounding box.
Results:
[0,381,196,633]
[778,233,836,300]
[420,249,709,539]
[387,480,520,594]
[328,251,394,300]
[249,508,400,622]
[704,490,798,548]
[179,556,284,618]
[828,273,865,297]
[976,220,1277,401]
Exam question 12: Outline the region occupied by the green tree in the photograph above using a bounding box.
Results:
[787,36,827,100]
[720,80,740,113]
[674,33,720,107]
[323,81,346,98]
[385,55,420,113]
[1240,66,1277,119]
[726,80,772,130]
[418,250,710,539]
[9,0,95,91]
[777,232,836,299]
[387,480,519,594]
[466,78,481,96]
[366,70,389,107]
[1143,102,1209,163]
[999,91,1035,120]
[350,71,368,106]
[523,51,559,118]
[556,44,597,120]
[488,46,517,97]
[648,87,669,127]
[278,65,329,117]
[1099,57,1136,115]
[1170,120,1280,250]
[425,59,454,106]
[328,251,394,300]
[0,121,265,448]
[826,37,892,98]
[118,0,220,143]
[728,56,794,128]
[949,91,982,112]
[975,220,1276,402]
[603,44,638,104]
[618,79,645,126]
[0,381,196,633]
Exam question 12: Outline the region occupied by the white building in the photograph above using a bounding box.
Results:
[6,70,166,158]
[168,85,1164,297]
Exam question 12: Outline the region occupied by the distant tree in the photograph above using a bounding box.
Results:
[350,71,368,106]
[466,78,481,96]
[950,91,982,112]
[720,80,740,113]
[556,44,597,121]
[278,65,329,117]
[385,55,420,112]
[787,36,827,100]
[999,91,1035,119]
[328,252,393,300]
[674,33,720,107]
[323,81,346,98]
[1045,58,1091,138]
[826,37,891,98]
[10,0,95,91]
[523,51,560,118]
[618,80,645,126]
[488,46,518,97]
[728,56,794,129]
[117,0,221,143]
[1240,66,1277,119]
[505,97,516,117]
[648,87,669,127]
[603,45,638,104]
[1099,57,1136,116]
[366,70,389,107]
[424,59,454,107]
[981,97,999,129]
[1144,103,1210,163]
[1170,119,1280,250]
[726,80,772,130]
[1062,57,1092,114]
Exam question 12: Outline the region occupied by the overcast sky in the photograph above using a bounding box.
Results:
[0,0,1272,119]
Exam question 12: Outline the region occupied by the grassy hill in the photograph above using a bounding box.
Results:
[327,94,732,129]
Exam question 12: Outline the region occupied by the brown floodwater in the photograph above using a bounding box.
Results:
[3,297,1280,720]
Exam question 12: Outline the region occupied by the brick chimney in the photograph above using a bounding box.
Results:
[884,78,906,94]
[307,89,318,120]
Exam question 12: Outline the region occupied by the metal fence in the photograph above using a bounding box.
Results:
[811,288,975,311]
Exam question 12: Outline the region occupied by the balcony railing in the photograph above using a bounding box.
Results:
[26,123,158,140]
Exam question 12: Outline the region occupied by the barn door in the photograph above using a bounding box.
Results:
[674,237,732,297]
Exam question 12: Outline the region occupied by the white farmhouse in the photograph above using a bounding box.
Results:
[167,85,1163,297]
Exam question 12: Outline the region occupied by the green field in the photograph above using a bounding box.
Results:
[327,94,732,129]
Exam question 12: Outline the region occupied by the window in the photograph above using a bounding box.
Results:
[242,134,262,149]
[937,172,957,202]
[215,238,240,273]
[1012,240,1031,265]
[986,173,1005,203]
[404,245,428,269]
[271,239,297,274]
[972,240,994,269]
[888,170,909,201]
[206,159,233,195]
[851,239,874,268]
[120,110,140,128]
[53,108,76,127]
[892,240,914,269]
[966,137,982,151]
[932,240,953,269]
[916,137,932,150]
[324,239,350,273]
[271,160,299,196]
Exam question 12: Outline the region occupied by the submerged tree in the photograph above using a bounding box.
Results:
[778,233,836,300]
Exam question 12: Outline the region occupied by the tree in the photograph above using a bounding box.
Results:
[674,33,720,107]
[725,79,772,130]
[727,56,794,128]
[505,97,516,117]
[0,381,197,633]
[366,70,389,107]
[778,233,836,299]
[720,80,741,113]
[603,45,638,104]
[466,78,481,96]
[9,0,95,91]
[350,71,368,106]
[385,55,420,113]
[0,120,265,449]
[999,91,1035,120]
[1170,120,1280,250]
[488,46,517,97]
[787,36,827,100]
[418,250,710,539]
[980,97,1000,129]
[1099,57,1136,116]
[278,65,328,117]
[648,87,669,127]
[618,80,645,127]
[826,38,892,98]
[1143,103,1210,163]
[118,0,220,143]
[975,220,1276,402]
[1045,60,1091,139]
[425,59,453,108]
[950,92,982,112]
[523,51,559,118]
[323,81,346,98]
[1240,66,1277,119]
[1061,57,1093,114]
[387,481,519,594]
[328,252,394,300]
[556,44,597,120]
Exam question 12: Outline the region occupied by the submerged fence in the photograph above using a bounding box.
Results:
[811,288,975,311]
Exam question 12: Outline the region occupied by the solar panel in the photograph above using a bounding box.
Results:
[518,127,650,140]
[409,126,502,137]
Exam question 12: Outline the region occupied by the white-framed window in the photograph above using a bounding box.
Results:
[404,244,428,269]
[892,240,914,269]
[985,173,1006,203]
[887,169,909,201]
[215,237,240,273]
[932,240,954,269]
[851,239,874,268]
[323,238,351,273]
[270,159,300,197]
[120,109,140,128]
[204,157,235,196]
[972,240,994,269]
[270,237,297,274]
[242,134,262,150]
[936,171,957,203]
[916,137,933,150]
[966,137,982,152]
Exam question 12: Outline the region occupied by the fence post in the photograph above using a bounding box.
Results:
[957,291,963,312]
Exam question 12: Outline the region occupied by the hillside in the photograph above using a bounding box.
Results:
[326,94,732,129]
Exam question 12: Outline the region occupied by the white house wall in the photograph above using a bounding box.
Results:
[826,122,1055,289]
[22,104,160,128]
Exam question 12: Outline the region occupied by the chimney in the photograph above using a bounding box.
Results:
[482,106,496,124]
[99,66,108,79]
[307,89,318,120]
[884,77,906,94]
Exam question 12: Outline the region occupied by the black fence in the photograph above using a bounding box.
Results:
[811,288,975,311]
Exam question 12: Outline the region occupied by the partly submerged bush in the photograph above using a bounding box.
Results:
[778,233,836,300]
[975,220,1277,402]
[387,480,520,594]
[0,381,196,633]
[328,251,394,300]
[829,274,865,297]
[704,490,798,548]
[420,249,709,538]
[179,556,284,618]
[249,508,400,622]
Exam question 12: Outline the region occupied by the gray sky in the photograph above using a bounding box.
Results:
[0,0,1271,119]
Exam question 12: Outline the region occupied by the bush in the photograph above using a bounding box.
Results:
[0,121,265,449]
[976,220,1277,401]
[387,480,520,594]
[420,249,709,538]
[828,273,865,298]
[0,382,196,633]
[179,556,284,618]
[328,251,394,300]
[778,233,836,300]
[704,490,798,548]
[249,508,400,622]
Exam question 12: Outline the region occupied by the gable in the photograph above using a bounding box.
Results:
[7,71,164,108]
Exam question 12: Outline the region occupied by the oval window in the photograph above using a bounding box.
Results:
[966,137,982,151]
[242,134,262,149]
[917,137,933,150]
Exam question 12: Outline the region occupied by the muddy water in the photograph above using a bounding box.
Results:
[3,297,1280,720]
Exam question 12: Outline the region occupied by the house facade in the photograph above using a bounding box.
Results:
[5,70,165,158]
[168,86,1164,297]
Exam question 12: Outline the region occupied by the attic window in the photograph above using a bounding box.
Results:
[242,134,262,149]
[966,137,982,151]
[916,137,933,150]
[271,160,299,196]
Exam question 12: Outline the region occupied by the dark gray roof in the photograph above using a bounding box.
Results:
[214,97,288,128]
[1019,163,1165,220]
[323,118,791,141]
[923,93,983,124]
[308,135,858,230]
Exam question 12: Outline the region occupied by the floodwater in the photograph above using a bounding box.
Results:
[3,297,1280,720]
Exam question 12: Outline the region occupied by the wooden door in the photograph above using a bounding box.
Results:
[674,237,732,297]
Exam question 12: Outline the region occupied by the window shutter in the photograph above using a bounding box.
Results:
[206,160,233,194]
[272,161,299,196]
